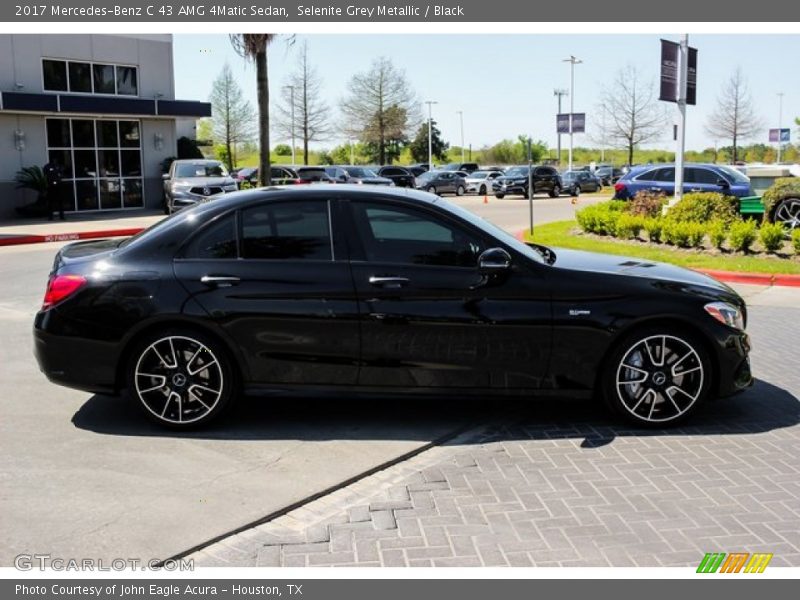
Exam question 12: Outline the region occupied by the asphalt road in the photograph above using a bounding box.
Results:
[0,193,608,565]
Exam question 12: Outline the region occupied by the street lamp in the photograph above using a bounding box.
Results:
[425,100,438,170]
[456,110,465,162]
[553,89,568,165]
[562,55,582,171]
[777,92,784,164]
[284,85,296,167]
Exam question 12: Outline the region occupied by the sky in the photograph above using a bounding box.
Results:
[173,34,799,154]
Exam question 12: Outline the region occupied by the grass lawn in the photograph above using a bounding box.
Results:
[525,221,800,275]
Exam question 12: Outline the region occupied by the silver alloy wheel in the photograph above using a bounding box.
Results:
[615,334,704,423]
[774,198,800,231]
[134,335,224,425]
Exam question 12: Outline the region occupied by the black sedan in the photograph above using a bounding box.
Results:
[561,170,602,195]
[377,166,416,188]
[34,186,752,429]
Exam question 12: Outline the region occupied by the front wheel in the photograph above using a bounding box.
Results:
[602,328,711,427]
[495,193,505,199]
[549,185,561,198]
[127,330,236,429]
[456,185,465,196]
[479,185,487,195]
[426,185,437,195]
[772,198,800,231]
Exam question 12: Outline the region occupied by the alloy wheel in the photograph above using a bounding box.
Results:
[774,198,800,232]
[615,334,704,423]
[134,335,224,425]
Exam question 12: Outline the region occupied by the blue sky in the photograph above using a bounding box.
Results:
[173,34,799,153]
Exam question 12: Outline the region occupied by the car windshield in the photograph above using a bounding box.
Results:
[562,171,579,180]
[431,197,546,265]
[175,163,228,178]
[345,167,377,178]
[505,167,528,177]
[717,166,750,184]
[416,171,436,181]
[469,171,490,178]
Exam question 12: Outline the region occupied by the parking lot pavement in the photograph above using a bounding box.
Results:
[190,293,800,567]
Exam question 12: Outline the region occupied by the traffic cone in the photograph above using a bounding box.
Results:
[483,193,489,204]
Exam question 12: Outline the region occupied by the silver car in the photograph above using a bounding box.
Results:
[163,159,238,214]
[464,170,504,195]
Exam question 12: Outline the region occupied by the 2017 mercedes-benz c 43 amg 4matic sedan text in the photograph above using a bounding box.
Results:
[34,186,753,429]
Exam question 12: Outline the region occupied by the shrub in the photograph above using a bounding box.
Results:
[687,222,706,248]
[643,218,664,243]
[759,222,785,253]
[615,214,646,240]
[708,220,727,250]
[666,192,739,224]
[728,220,758,253]
[662,220,694,247]
[576,201,625,236]
[762,177,800,217]
[627,190,667,218]
[793,229,800,255]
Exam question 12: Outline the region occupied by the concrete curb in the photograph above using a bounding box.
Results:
[0,227,144,247]
[515,229,800,288]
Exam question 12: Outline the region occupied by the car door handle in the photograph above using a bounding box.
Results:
[368,276,409,288]
[200,275,240,287]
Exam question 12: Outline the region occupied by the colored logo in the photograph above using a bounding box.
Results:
[697,552,773,573]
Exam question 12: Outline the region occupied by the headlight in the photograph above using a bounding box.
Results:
[223,184,237,192]
[170,183,190,192]
[704,302,745,330]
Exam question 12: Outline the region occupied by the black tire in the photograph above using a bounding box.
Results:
[549,185,561,198]
[601,326,712,427]
[479,185,486,195]
[426,185,437,195]
[126,328,237,429]
[456,185,465,197]
[571,186,581,197]
[495,193,505,199]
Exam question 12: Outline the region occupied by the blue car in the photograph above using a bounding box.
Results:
[613,163,752,199]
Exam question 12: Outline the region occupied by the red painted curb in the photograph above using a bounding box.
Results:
[0,227,144,248]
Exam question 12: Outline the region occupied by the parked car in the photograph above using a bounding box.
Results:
[408,164,430,175]
[34,185,752,429]
[493,165,563,199]
[324,166,394,186]
[613,163,752,200]
[162,159,238,214]
[295,167,336,184]
[234,166,299,187]
[415,170,467,196]
[594,165,624,186]
[561,170,602,195]
[440,162,480,174]
[377,166,416,188]
[464,170,505,195]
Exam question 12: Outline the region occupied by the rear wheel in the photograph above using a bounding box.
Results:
[773,198,800,232]
[479,185,487,195]
[126,329,236,429]
[549,185,561,198]
[426,185,437,195]
[456,185,465,196]
[602,327,711,427]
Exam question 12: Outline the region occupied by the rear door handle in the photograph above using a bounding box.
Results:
[200,275,240,287]
[368,276,409,288]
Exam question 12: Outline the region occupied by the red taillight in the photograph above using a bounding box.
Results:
[614,182,625,193]
[42,274,87,311]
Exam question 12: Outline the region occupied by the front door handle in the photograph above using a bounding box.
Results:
[200,275,241,287]
[368,276,409,289]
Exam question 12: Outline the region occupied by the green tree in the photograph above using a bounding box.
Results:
[409,120,449,163]
[273,144,292,156]
[209,62,256,171]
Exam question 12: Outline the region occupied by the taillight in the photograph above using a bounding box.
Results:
[293,178,310,185]
[614,182,625,193]
[42,274,87,311]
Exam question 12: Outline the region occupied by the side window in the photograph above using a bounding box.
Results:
[240,200,332,261]
[693,168,721,185]
[655,168,675,182]
[352,202,485,268]
[635,169,659,182]
[183,213,238,259]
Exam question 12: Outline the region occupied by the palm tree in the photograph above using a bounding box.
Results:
[230,34,276,187]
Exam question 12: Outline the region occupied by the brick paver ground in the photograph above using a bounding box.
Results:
[188,305,800,567]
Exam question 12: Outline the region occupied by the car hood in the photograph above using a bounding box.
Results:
[549,247,735,293]
[172,177,233,186]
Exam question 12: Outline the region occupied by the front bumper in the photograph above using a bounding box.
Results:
[716,330,753,397]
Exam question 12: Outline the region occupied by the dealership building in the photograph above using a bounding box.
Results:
[0,34,211,219]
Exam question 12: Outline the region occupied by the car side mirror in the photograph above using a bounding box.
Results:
[478,248,512,271]
[717,178,730,188]
[162,173,169,180]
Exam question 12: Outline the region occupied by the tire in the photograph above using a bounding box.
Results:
[549,185,561,198]
[571,186,581,197]
[479,185,486,195]
[456,185,465,197]
[601,326,712,427]
[126,328,237,429]
[772,197,800,232]
[426,185,437,195]
[495,193,505,199]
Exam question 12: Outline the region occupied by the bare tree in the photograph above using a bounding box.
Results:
[231,34,278,185]
[209,63,256,171]
[596,65,668,166]
[340,57,420,165]
[274,42,332,165]
[705,68,763,164]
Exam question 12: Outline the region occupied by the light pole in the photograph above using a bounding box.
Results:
[777,92,784,164]
[562,56,582,171]
[425,100,438,169]
[457,110,465,162]
[284,85,296,167]
[674,35,688,201]
[553,89,568,165]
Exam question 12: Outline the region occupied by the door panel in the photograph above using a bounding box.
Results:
[345,199,551,390]
[173,200,360,386]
